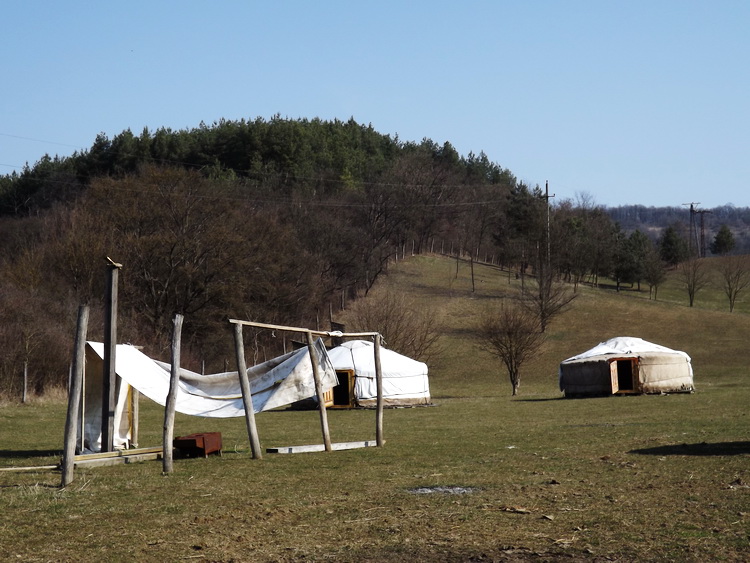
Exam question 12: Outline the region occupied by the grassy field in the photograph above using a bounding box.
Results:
[2,255,749,562]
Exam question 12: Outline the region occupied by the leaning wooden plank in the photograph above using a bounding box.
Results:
[73,446,163,462]
[267,440,378,454]
[74,457,124,468]
[124,453,162,464]
[74,452,161,469]
[0,465,59,472]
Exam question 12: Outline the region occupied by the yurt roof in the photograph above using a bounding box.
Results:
[561,336,691,364]
[327,340,427,378]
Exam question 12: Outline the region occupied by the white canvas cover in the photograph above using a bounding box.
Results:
[81,339,337,452]
[559,336,694,396]
[327,340,430,406]
[562,336,692,364]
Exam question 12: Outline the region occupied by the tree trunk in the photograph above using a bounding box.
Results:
[510,371,520,396]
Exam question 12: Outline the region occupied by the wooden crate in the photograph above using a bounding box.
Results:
[173,432,222,458]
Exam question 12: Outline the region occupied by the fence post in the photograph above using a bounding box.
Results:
[374,334,384,447]
[306,332,332,452]
[61,305,89,487]
[233,323,262,459]
[22,361,28,404]
[162,314,183,474]
[102,260,121,452]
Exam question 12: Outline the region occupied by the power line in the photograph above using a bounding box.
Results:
[0,132,84,148]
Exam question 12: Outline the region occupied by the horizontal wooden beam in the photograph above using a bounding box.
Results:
[227,318,378,339]
[266,440,378,454]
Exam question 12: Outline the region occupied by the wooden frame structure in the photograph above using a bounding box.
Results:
[61,311,386,484]
[227,318,386,455]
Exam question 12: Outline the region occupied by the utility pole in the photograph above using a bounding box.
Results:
[544,181,555,271]
[696,209,712,257]
[682,202,700,257]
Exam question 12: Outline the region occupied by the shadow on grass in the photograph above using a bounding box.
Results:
[0,450,62,459]
[630,441,750,456]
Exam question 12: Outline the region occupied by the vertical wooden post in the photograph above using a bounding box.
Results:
[233,323,262,459]
[162,314,183,474]
[22,361,28,404]
[61,305,89,488]
[374,334,384,447]
[79,360,86,453]
[102,261,120,452]
[131,389,140,449]
[306,332,332,452]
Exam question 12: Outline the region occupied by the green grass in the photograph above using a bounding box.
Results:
[2,255,750,561]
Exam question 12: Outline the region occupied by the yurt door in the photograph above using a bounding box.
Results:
[609,361,619,394]
[610,358,636,393]
[331,369,355,408]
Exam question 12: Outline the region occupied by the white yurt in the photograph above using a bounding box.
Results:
[327,340,431,407]
[559,336,694,397]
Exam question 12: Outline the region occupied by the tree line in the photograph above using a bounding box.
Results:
[0,116,746,398]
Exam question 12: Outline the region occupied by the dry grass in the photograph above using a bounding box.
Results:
[1,255,749,562]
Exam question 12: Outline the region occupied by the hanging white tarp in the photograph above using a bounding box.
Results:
[81,339,337,451]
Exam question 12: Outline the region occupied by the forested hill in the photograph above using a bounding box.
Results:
[3,115,747,235]
[0,116,748,398]
[0,116,513,216]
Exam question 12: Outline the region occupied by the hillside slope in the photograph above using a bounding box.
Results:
[366,255,750,399]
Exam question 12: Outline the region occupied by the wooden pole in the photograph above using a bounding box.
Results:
[80,358,86,453]
[306,331,332,452]
[131,389,140,449]
[374,334,384,447]
[61,304,89,487]
[22,361,28,404]
[233,323,262,459]
[162,314,183,474]
[102,261,120,452]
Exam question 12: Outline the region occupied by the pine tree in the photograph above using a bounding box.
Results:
[710,224,735,256]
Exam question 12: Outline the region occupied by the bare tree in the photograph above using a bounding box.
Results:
[642,246,667,300]
[718,255,750,312]
[522,263,576,333]
[342,288,441,363]
[477,301,545,396]
[679,257,710,307]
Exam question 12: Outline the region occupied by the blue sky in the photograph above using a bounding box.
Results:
[2,1,748,208]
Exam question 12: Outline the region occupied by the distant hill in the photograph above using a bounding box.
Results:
[606,204,750,254]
